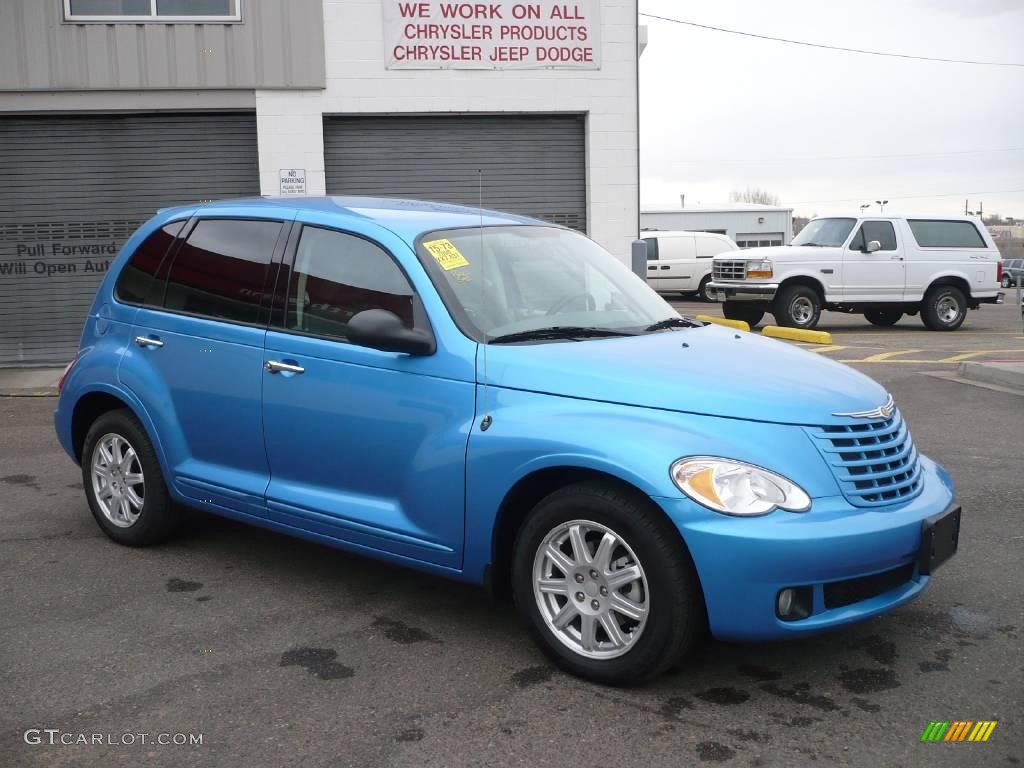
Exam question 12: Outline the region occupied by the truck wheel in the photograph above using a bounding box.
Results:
[82,409,179,546]
[512,481,705,685]
[774,285,821,329]
[722,302,764,327]
[864,308,903,327]
[921,285,967,331]
[697,275,714,302]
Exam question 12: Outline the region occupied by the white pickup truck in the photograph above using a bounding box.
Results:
[708,214,1005,331]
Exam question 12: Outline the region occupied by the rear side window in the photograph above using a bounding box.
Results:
[908,220,986,248]
[643,238,658,260]
[281,226,416,340]
[849,221,898,251]
[163,219,283,324]
[114,221,186,305]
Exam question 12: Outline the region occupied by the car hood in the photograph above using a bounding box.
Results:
[714,245,839,261]
[481,324,889,426]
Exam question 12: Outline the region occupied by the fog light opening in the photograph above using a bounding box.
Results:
[776,586,813,621]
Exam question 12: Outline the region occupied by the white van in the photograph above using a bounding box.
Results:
[708,214,1004,330]
[643,231,739,301]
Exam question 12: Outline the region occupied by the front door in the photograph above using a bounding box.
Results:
[120,216,287,517]
[841,220,905,301]
[261,224,474,569]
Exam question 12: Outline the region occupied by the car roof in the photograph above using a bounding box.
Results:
[158,195,547,242]
[643,230,732,240]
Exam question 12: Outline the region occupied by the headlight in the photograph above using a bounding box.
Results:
[746,259,773,278]
[670,457,810,516]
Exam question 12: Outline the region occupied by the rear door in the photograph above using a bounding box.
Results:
[841,220,905,301]
[647,235,696,291]
[119,214,288,517]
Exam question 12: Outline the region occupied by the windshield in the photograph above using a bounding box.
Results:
[792,217,856,247]
[416,226,681,342]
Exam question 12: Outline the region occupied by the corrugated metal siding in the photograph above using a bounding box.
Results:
[324,115,587,232]
[0,112,260,365]
[0,0,324,91]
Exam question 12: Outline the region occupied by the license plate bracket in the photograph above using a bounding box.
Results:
[918,505,961,575]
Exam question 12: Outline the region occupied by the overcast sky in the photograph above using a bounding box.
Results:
[638,0,1024,218]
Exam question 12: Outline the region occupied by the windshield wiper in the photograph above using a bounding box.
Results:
[488,326,637,344]
[643,316,704,332]
[799,242,821,247]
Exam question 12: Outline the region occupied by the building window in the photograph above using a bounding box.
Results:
[64,0,241,23]
[736,233,785,249]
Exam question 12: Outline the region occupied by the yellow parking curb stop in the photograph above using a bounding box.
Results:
[696,315,750,332]
[762,326,833,345]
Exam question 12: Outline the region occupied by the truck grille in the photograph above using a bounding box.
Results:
[713,260,746,280]
[806,409,922,507]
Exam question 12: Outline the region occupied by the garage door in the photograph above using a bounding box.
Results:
[323,115,586,232]
[0,112,260,365]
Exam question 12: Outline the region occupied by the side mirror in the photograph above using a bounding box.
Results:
[866,240,882,253]
[346,309,435,356]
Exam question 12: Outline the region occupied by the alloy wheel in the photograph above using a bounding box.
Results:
[91,432,145,528]
[532,519,649,659]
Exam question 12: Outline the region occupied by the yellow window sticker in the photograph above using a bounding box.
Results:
[423,238,470,271]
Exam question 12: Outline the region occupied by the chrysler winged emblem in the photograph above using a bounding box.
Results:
[834,394,895,420]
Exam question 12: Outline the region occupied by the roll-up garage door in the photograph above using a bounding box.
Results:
[323,114,586,232]
[0,112,260,365]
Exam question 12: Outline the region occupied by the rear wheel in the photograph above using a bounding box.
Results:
[82,409,179,546]
[722,302,764,327]
[864,308,903,327]
[921,285,967,331]
[512,482,704,685]
[1002,274,1012,288]
[774,284,822,329]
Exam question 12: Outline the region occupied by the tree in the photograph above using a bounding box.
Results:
[730,186,780,206]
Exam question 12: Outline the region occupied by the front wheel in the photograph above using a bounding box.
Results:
[921,285,967,331]
[722,301,764,327]
[774,284,822,329]
[512,482,705,685]
[1002,274,1012,288]
[864,308,903,327]
[696,275,714,303]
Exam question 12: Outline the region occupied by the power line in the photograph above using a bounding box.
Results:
[787,188,1024,205]
[638,12,1024,68]
[664,147,1024,165]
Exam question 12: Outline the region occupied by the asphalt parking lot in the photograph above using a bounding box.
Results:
[3,301,1022,768]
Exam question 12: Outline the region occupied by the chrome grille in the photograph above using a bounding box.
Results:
[713,260,746,280]
[806,409,922,507]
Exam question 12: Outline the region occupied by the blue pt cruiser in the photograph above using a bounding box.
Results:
[55,197,961,684]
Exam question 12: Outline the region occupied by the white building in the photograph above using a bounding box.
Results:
[0,0,639,365]
[641,204,794,249]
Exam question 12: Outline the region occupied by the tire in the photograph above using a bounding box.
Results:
[82,408,179,546]
[774,284,822,329]
[864,308,903,327]
[697,275,714,303]
[722,302,764,327]
[512,481,705,685]
[921,284,967,331]
[1003,275,1012,288]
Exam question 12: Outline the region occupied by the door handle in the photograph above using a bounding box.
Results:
[134,336,164,348]
[264,360,305,374]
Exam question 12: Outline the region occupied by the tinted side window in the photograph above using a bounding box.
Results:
[114,221,186,305]
[163,219,283,324]
[284,226,415,340]
[849,221,897,251]
[644,238,658,260]
[908,220,986,248]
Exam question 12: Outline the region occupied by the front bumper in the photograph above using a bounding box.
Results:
[708,282,778,302]
[653,455,956,641]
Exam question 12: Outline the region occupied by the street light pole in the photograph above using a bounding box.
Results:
[875,199,888,213]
